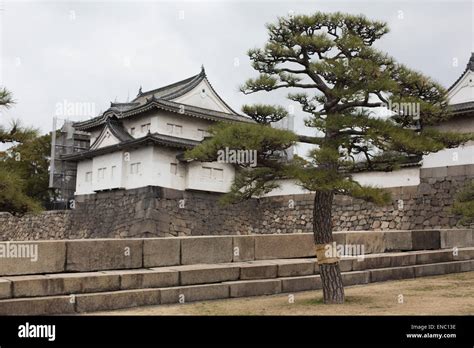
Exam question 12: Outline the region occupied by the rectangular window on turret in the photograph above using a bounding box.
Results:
[85,171,92,182]
[130,162,141,174]
[170,163,178,175]
[167,123,182,135]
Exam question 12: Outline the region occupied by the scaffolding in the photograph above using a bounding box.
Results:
[48,117,90,209]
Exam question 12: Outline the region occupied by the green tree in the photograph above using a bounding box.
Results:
[186,12,473,303]
[0,87,47,214]
[2,133,52,206]
[452,180,474,225]
[0,169,42,215]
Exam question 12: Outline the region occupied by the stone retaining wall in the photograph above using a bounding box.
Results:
[0,164,472,240]
[1,230,472,276]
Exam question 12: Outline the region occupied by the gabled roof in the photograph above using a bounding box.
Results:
[74,67,249,131]
[447,52,474,92]
[135,67,206,101]
[74,96,253,131]
[89,118,133,150]
[61,132,201,161]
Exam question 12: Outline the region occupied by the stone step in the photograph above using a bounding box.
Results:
[2,229,472,276]
[1,247,472,300]
[0,258,472,315]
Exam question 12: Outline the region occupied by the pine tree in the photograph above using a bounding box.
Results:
[186,12,473,304]
[452,180,474,225]
[0,87,43,214]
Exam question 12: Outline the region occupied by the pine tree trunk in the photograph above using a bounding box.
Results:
[313,190,345,304]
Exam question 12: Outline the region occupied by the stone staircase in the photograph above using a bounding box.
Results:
[0,229,472,314]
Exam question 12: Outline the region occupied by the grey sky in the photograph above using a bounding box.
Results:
[0,0,472,135]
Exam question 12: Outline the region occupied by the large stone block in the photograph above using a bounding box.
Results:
[281,275,322,292]
[339,258,355,272]
[370,266,415,282]
[268,259,315,277]
[239,261,278,280]
[415,250,453,265]
[0,279,11,299]
[414,260,471,277]
[66,239,143,272]
[454,247,474,261]
[387,253,417,268]
[333,232,347,246]
[232,236,255,262]
[254,233,314,260]
[143,238,180,267]
[0,295,75,315]
[447,165,467,177]
[342,271,370,286]
[160,284,229,304]
[411,230,440,250]
[6,272,121,298]
[75,288,161,313]
[103,269,179,290]
[227,279,282,297]
[180,236,233,264]
[345,231,385,254]
[413,262,446,277]
[440,229,473,249]
[384,231,413,251]
[163,264,239,285]
[0,241,66,276]
[352,254,392,271]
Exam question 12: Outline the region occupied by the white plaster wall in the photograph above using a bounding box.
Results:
[173,79,233,113]
[351,167,420,187]
[155,111,213,140]
[92,152,124,191]
[76,160,93,195]
[186,161,234,193]
[152,147,186,190]
[90,127,121,149]
[263,179,311,197]
[263,168,420,197]
[122,115,156,138]
[422,143,474,168]
[122,147,154,189]
[448,70,474,104]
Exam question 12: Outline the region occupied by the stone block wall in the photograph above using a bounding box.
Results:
[0,164,472,240]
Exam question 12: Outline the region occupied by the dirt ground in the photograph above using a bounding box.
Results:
[92,271,474,315]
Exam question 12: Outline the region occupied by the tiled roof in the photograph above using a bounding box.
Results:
[449,101,474,113]
[74,67,246,131]
[107,118,134,142]
[447,52,474,91]
[61,132,201,161]
[135,68,205,101]
[74,96,253,131]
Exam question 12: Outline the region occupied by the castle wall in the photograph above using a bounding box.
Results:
[1,164,472,241]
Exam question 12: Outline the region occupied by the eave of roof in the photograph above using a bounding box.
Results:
[61,133,201,161]
[74,97,253,131]
[447,52,474,92]
[89,117,134,149]
[74,67,247,131]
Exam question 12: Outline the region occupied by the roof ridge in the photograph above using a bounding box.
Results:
[134,71,203,99]
[448,52,474,91]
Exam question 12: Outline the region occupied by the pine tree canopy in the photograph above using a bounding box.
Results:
[186,12,474,204]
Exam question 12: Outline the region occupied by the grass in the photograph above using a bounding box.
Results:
[92,271,474,316]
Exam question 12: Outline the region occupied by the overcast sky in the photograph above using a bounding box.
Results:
[0,0,472,135]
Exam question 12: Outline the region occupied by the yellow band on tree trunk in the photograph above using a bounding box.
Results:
[315,243,340,265]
